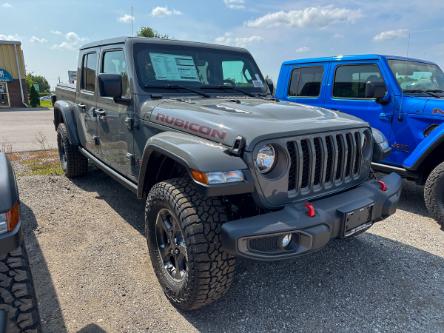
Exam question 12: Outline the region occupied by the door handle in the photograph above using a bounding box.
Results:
[379,112,393,121]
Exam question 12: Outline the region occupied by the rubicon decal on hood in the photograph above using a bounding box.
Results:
[155,113,227,140]
[432,108,444,115]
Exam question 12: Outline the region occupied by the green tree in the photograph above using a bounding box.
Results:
[26,73,50,93]
[137,26,169,39]
[29,85,40,107]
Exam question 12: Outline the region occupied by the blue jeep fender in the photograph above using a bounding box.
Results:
[403,123,444,171]
[53,100,81,146]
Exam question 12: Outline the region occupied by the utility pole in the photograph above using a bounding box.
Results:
[131,5,134,36]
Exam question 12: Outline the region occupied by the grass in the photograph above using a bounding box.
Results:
[38,100,52,108]
[7,149,63,176]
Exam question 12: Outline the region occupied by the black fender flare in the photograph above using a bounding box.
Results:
[0,153,19,213]
[137,131,252,198]
[53,100,80,146]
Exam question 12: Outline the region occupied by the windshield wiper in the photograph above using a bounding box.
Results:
[201,85,266,98]
[144,84,210,98]
[403,89,441,98]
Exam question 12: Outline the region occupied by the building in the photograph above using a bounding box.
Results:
[0,40,28,108]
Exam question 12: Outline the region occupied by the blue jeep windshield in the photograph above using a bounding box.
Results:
[388,60,444,93]
[133,43,267,94]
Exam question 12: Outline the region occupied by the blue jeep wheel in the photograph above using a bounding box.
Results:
[425,161,444,229]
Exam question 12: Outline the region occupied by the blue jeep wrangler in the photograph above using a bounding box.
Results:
[276,55,444,228]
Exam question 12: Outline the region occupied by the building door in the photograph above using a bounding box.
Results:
[0,83,9,107]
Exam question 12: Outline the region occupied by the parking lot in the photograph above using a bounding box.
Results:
[16,170,444,333]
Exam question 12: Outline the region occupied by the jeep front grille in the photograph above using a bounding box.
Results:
[286,129,370,196]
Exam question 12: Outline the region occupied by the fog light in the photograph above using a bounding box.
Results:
[280,233,292,249]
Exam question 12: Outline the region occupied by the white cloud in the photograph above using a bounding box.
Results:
[246,6,362,29]
[118,14,135,23]
[295,46,310,53]
[373,29,409,42]
[1,2,12,8]
[50,30,63,35]
[52,32,86,51]
[30,36,48,43]
[0,33,19,41]
[215,33,263,47]
[151,6,182,17]
[224,0,245,9]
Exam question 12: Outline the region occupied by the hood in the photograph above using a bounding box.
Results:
[147,98,367,150]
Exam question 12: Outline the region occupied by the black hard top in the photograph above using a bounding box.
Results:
[80,36,248,53]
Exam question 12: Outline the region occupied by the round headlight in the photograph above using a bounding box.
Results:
[255,144,276,174]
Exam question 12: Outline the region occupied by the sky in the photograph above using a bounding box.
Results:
[1,0,444,89]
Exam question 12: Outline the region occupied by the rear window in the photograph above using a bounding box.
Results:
[81,52,97,92]
[288,66,324,97]
[333,64,385,99]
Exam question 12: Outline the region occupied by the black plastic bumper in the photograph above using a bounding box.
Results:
[0,221,22,255]
[221,173,402,261]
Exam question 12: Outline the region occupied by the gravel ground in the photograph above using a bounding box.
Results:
[16,171,444,333]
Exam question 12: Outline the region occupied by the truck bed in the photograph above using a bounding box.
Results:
[55,83,76,102]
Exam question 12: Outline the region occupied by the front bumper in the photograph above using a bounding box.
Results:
[221,173,402,261]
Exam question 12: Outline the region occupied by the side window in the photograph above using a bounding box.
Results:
[222,60,252,86]
[288,66,324,97]
[102,50,129,96]
[333,64,386,99]
[81,52,97,92]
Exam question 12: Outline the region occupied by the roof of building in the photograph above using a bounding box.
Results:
[282,54,436,66]
[0,40,21,46]
[80,36,248,52]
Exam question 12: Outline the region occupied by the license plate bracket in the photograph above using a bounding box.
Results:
[341,204,374,238]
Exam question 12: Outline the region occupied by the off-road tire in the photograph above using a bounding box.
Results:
[424,161,444,229]
[145,178,236,310]
[0,246,41,333]
[57,123,88,178]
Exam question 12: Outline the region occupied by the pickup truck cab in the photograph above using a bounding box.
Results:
[276,55,444,228]
[53,39,401,310]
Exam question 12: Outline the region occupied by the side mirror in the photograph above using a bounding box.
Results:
[375,91,391,105]
[98,74,122,99]
[266,78,274,95]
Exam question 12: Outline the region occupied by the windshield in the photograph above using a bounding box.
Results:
[388,60,444,93]
[133,43,268,95]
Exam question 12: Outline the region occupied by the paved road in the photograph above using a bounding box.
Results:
[15,172,444,333]
[0,109,56,152]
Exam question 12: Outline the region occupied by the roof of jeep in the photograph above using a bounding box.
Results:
[80,36,249,53]
[282,54,437,66]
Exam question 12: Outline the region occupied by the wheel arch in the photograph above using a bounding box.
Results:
[137,131,250,199]
[53,100,80,146]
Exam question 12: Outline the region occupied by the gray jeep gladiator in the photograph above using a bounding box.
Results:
[0,153,41,332]
[53,37,402,310]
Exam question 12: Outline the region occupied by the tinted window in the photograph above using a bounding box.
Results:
[222,60,253,86]
[288,66,324,97]
[333,64,386,98]
[102,50,129,96]
[81,52,97,92]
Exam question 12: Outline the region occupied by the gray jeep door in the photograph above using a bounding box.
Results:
[75,51,99,154]
[96,47,133,177]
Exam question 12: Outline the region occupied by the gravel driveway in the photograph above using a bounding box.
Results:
[17,172,444,333]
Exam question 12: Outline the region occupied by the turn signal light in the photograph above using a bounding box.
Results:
[191,170,208,184]
[377,180,388,192]
[1,202,20,233]
[304,202,316,218]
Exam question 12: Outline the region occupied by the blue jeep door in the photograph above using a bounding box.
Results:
[323,62,395,146]
[284,63,328,106]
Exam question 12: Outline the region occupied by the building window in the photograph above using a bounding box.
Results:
[288,66,324,97]
[0,83,9,107]
[333,64,386,99]
[81,52,97,92]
